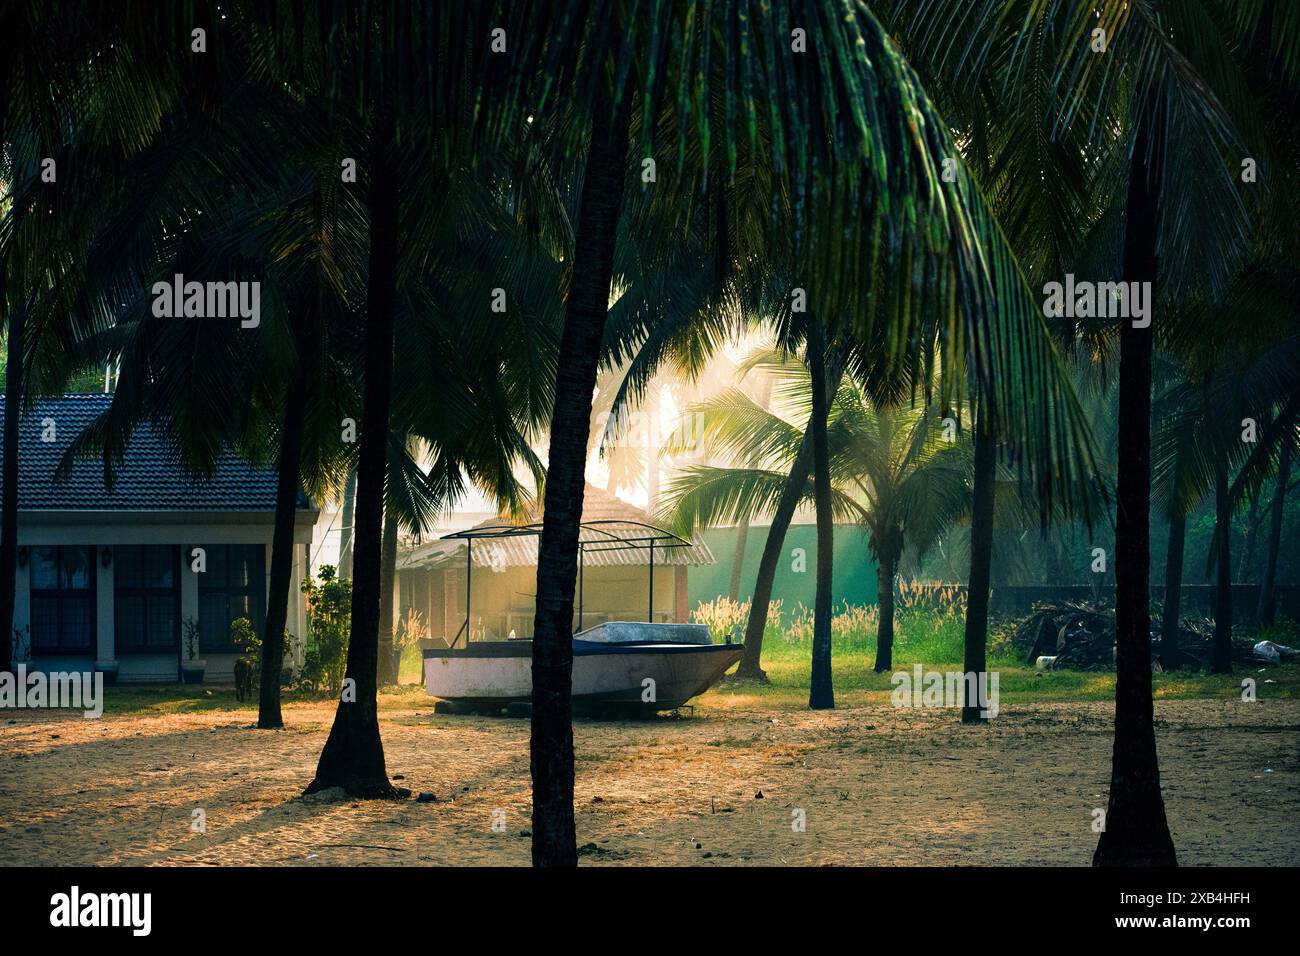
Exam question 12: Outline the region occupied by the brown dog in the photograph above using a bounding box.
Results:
[233,657,255,702]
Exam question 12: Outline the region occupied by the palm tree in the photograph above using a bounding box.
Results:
[661,348,972,685]
[886,0,1113,723]
[377,506,400,685]
[806,321,835,708]
[306,82,400,794]
[961,402,996,722]
[1152,282,1300,672]
[1257,437,1294,627]
[509,0,1103,865]
[0,4,200,673]
[530,80,632,866]
[338,468,358,578]
[53,44,371,730]
[899,0,1300,866]
[737,340,847,683]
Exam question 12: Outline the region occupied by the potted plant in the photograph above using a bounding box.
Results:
[11,625,30,665]
[181,618,206,684]
[230,616,261,692]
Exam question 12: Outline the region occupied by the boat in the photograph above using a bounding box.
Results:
[422,521,743,714]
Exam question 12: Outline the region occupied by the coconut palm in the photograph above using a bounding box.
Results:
[8,2,1107,868]
[1153,265,1300,671]
[0,4,207,673]
[661,348,972,684]
[897,0,1300,867]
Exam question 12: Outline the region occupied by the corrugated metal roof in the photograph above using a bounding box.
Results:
[1,394,314,513]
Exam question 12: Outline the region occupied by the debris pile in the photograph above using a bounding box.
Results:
[1009,601,1265,672]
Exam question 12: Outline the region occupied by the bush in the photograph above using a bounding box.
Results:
[692,597,783,643]
[299,565,352,694]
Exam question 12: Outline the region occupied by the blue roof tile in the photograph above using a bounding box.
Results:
[0,394,313,512]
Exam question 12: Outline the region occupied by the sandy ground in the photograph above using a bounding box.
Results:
[1,693,1297,866]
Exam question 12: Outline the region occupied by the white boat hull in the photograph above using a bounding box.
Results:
[424,640,742,712]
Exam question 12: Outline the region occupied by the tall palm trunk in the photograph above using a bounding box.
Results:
[727,517,749,602]
[1235,496,1259,583]
[531,88,629,867]
[377,507,399,685]
[962,407,996,722]
[0,291,19,676]
[1093,106,1176,867]
[339,467,357,578]
[1160,510,1185,666]
[872,552,897,673]
[257,365,308,728]
[305,104,399,798]
[1210,464,1233,673]
[734,351,846,681]
[1256,439,1290,627]
[807,323,834,710]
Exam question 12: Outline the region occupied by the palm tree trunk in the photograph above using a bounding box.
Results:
[872,555,897,673]
[1160,510,1185,666]
[735,350,847,681]
[1235,495,1259,583]
[962,407,996,722]
[1093,106,1177,867]
[257,366,308,729]
[1256,439,1290,627]
[377,507,399,685]
[727,517,749,602]
[1210,463,1233,673]
[531,87,630,867]
[305,104,399,799]
[0,300,18,676]
[807,323,835,710]
[339,467,357,579]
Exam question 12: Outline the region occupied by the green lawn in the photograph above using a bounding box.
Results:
[78,608,1298,718]
[717,607,1300,705]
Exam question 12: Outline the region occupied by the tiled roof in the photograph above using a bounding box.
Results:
[0,394,313,512]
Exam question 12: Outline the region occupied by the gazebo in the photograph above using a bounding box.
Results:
[397,485,714,644]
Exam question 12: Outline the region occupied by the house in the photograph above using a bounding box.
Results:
[3,394,318,682]
[396,484,715,643]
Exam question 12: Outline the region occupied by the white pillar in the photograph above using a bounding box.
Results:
[290,542,306,667]
[180,546,200,660]
[96,552,115,665]
[13,556,31,661]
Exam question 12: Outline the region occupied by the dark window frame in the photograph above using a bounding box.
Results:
[114,545,181,654]
[29,545,97,656]
[197,544,266,654]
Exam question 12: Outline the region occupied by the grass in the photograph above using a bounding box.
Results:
[709,606,1300,707]
[51,606,1300,718]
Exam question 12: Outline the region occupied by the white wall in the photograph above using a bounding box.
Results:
[16,510,315,683]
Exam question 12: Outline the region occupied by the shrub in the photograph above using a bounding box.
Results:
[692,597,783,643]
[299,565,352,694]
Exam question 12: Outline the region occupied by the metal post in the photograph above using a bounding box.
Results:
[648,541,654,622]
[464,538,472,651]
[578,545,584,633]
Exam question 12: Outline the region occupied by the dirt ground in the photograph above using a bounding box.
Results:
[2,693,1297,866]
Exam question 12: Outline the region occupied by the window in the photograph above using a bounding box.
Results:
[30,546,96,655]
[198,544,265,653]
[115,546,180,653]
